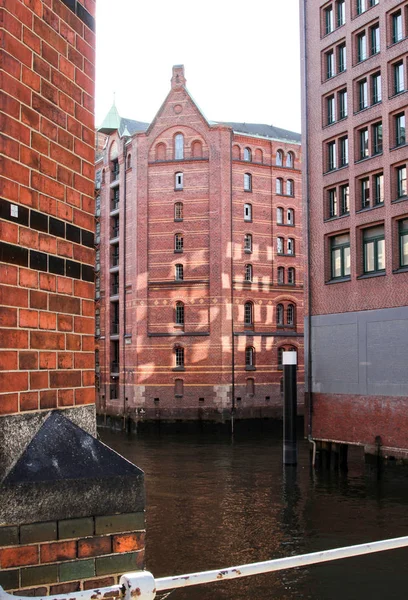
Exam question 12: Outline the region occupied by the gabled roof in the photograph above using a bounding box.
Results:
[215,121,301,143]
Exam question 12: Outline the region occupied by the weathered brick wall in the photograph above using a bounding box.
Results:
[0,513,144,593]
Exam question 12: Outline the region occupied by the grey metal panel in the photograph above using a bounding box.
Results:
[310,306,408,397]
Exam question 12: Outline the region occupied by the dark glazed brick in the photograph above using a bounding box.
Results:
[49,217,65,239]
[58,517,94,540]
[21,565,58,587]
[76,3,95,31]
[66,260,81,279]
[49,256,65,276]
[59,559,95,582]
[82,265,94,282]
[30,211,48,233]
[17,587,48,597]
[0,526,19,546]
[0,569,19,590]
[61,0,76,12]
[50,582,80,595]
[95,513,145,535]
[66,224,81,244]
[82,230,94,248]
[0,198,29,226]
[30,251,48,272]
[95,552,140,576]
[0,242,29,267]
[20,522,57,544]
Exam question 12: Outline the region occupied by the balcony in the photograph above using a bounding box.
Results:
[111,282,119,296]
[111,199,119,213]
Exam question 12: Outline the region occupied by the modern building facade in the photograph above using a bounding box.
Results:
[301,0,408,457]
[95,66,304,422]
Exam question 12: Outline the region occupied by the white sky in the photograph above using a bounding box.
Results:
[95,0,301,133]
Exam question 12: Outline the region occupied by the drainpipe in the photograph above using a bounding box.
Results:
[122,139,127,427]
[230,129,235,434]
[301,0,314,445]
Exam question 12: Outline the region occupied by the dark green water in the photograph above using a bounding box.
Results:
[100,424,408,600]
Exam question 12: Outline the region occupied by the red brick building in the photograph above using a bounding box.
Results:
[301,0,408,457]
[96,65,304,422]
[0,0,144,593]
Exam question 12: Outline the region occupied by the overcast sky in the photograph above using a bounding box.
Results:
[95,0,302,133]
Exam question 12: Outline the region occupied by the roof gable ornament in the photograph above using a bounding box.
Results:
[171,64,186,89]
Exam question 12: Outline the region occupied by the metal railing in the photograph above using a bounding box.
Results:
[1,536,408,600]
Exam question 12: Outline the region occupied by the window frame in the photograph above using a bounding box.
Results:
[175,263,184,281]
[244,263,253,282]
[399,218,408,267]
[174,202,183,221]
[244,173,252,192]
[174,346,185,368]
[244,233,253,253]
[174,233,184,252]
[174,133,184,160]
[330,233,351,279]
[363,226,385,274]
[175,171,184,190]
[244,203,252,222]
[175,301,184,326]
[244,301,254,326]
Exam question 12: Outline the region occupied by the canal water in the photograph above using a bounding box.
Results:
[100,423,408,600]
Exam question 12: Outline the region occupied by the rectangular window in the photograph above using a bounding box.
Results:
[370,24,380,55]
[337,0,345,26]
[395,113,406,147]
[338,43,346,72]
[357,32,367,62]
[363,225,385,273]
[338,89,347,119]
[372,72,382,104]
[329,188,338,218]
[339,136,348,167]
[328,140,337,171]
[392,11,403,44]
[372,122,383,155]
[358,79,368,110]
[399,219,408,267]
[331,233,350,279]
[397,165,407,198]
[393,61,405,94]
[326,50,335,78]
[327,95,336,124]
[357,0,366,15]
[244,173,252,191]
[359,128,369,159]
[340,183,350,214]
[374,173,384,205]
[244,203,252,221]
[361,177,370,208]
[325,6,334,34]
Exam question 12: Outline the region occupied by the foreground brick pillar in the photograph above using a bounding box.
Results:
[0,1,145,592]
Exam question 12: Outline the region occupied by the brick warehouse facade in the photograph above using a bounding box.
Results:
[301,0,408,457]
[0,0,145,594]
[95,65,304,423]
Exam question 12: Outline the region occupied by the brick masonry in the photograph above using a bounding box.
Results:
[95,66,305,421]
[0,0,146,592]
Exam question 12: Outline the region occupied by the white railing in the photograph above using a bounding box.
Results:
[2,536,408,600]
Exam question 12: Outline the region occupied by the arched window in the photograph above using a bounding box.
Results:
[244,173,252,191]
[155,143,166,161]
[175,202,183,221]
[278,345,297,368]
[287,303,295,326]
[191,140,202,158]
[277,207,284,224]
[127,154,131,169]
[277,237,284,254]
[232,145,240,160]
[244,147,252,162]
[175,378,184,397]
[277,266,285,284]
[288,267,295,285]
[174,346,184,368]
[286,179,294,196]
[175,172,183,190]
[244,301,253,325]
[245,264,253,282]
[286,152,294,168]
[175,233,183,252]
[287,238,294,255]
[244,203,252,221]
[276,178,283,194]
[175,264,183,281]
[276,150,283,166]
[255,149,263,163]
[174,133,184,159]
[276,303,284,326]
[245,346,255,368]
[244,233,252,253]
[246,377,255,395]
[287,208,294,225]
[175,301,184,325]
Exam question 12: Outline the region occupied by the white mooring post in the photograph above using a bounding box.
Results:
[282,350,297,465]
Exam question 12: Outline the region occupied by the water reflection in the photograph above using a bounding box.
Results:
[100,425,408,600]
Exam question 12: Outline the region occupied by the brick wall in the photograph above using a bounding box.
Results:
[0,513,144,593]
